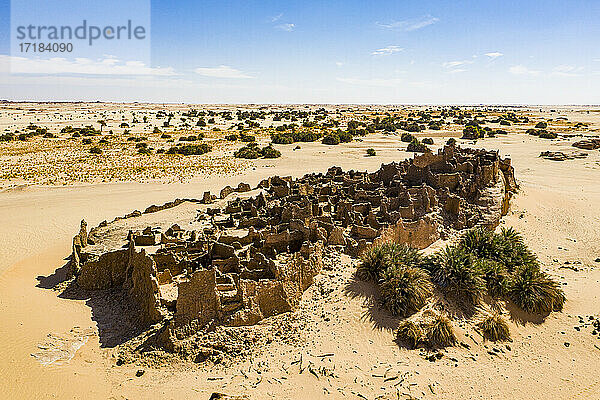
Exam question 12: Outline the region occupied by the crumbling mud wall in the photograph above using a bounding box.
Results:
[69,145,516,350]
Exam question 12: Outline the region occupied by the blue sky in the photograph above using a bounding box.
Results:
[1,0,599,103]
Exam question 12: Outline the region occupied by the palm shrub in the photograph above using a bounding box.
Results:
[424,313,456,347]
[459,227,538,273]
[357,242,423,282]
[477,259,510,299]
[396,320,423,349]
[495,228,538,272]
[379,265,433,317]
[459,226,502,260]
[508,265,565,313]
[477,312,511,341]
[427,246,485,303]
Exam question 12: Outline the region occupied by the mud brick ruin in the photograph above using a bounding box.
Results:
[69,145,516,350]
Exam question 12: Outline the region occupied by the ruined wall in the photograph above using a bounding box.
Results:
[175,269,220,327]
[77,249,129,290]
[126,244,164,325]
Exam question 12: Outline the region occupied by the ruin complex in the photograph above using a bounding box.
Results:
[69,145,517,351]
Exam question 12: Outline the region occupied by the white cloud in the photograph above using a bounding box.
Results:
[270,13,283,22]
[447,68,467,74]
[509,65,540,76]
[0,73,194,88]
[194,65,253,79]
[276,23,295,32]
[376,15,439,31]
[371,46,403,56]
[551,65,583,77]
[443,60,473,69]
[4,55,176,76]
[336,77,403,87]
[335,62,344,67]
[485,52,503,60]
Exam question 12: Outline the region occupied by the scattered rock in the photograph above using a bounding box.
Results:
[572,138,600,150]
[540,151,588,161]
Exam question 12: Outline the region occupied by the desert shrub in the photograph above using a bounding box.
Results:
[337,130,353,143]
[422,138,434,145]
[424,313,456,347]
[234,143,262,159]
[271,133,294,144]
[322,134,340,145]
[261,145,281,159]
[225,134,239,141]
[508,265,565,314]
[357,242,422,282]
[462,125,485,139]
[137,147,152,155]
[234,143,281,159]
[179,134,202,141]
[539,132,557,139]
[366,148,376,156]
[401,132,415,143]
[427,246,485,303]
[153,127,162,134]
[166,143,211,156]
[379,265,433,317]
[446,138,457,146]
[82,138,92,145]
[477,312,511,341]
[396,320,423,349]
[239,133,255,142]
[499,120,511,126]
[0,133,15,142]
[294,131,321,142]
[135,142,148,149]
[89,146,102,154]
[535,121,548,129]
[406,138,430,153]
[161,133,171,139]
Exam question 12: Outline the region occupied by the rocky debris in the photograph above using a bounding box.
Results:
[572,138,600,150]
[540,151,589,161]
[70,145,516,354]
[209,394,249,400]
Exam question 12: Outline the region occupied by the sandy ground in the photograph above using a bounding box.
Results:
[1,107,600,399]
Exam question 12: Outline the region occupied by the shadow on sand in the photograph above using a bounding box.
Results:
[36,261,146,348]
[343,276,400,332]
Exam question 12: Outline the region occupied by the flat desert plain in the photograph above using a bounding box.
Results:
[1,104,599,399]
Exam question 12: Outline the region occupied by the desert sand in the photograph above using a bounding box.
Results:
[1,104,600,399]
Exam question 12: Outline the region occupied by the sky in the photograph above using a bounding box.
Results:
[0,0,599,104]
